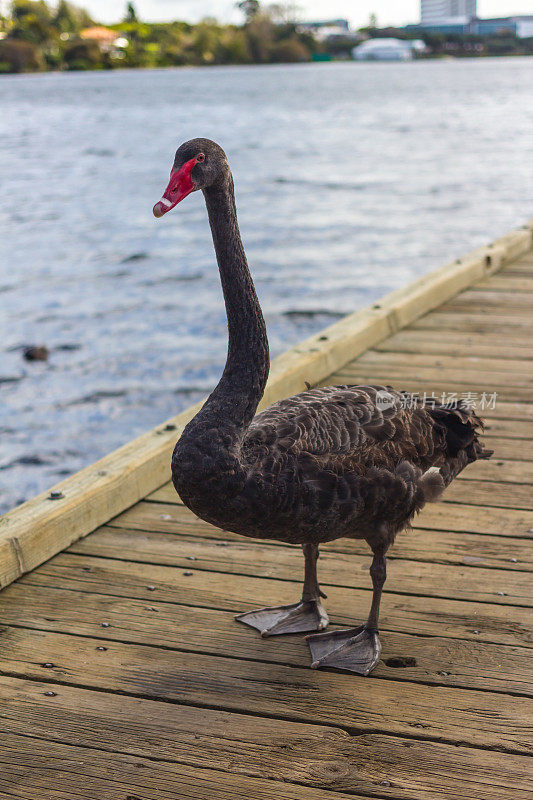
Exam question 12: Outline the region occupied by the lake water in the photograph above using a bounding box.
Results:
[1,57,532,513]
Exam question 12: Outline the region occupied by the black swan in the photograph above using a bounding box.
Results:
[153,138,492,675]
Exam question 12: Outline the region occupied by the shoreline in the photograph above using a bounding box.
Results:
[1,53,532,79]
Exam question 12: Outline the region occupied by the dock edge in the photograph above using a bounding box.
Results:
[1,220,532,589]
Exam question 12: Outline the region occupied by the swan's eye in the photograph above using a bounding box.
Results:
[196,153,205,163]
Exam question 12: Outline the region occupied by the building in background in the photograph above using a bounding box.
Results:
[420,0,476,25]
[298,19,350,40]
[413,1,533,38]
[352,38,414,61]
[474,16,533,38]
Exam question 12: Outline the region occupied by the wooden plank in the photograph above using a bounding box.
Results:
[456,458,533,484]
[70,523,533,571]
[473,274,533,291]
[481,419,533,440]
[19,554,533,648]
[2,583,531,695]
[0,224,530,592]
[325,372,533,405]
[0,628,531,754]
[111,498,533,539]
[58,533,533,607]
[358,350,533,377]
[411,311,533,333]
[443,479,533,510]
[374,329,533,360]
[444,289,533,308]
[332,363,533,393]
[456,437,533,461]
[0,732,362,800]
[2,680,530,800]
[503,257,533,274]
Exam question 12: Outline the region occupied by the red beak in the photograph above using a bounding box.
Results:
[153,157,197,218]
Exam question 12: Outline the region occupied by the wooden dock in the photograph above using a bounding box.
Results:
[1,223,532,799]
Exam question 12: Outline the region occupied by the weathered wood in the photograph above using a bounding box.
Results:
[110,498,533,539]
[411,311,533,333]
[374,329,533,360]
[72,522,533,572]
[2,583,531,695]
[1,682,530,800]
[0,224,531,590]
[442,479,533,510]
[445,289,533,309]
[358,349,533,376]
[332,363,533,395]
[60,532,533,606]
[0,732,365,800]
[456,457,533,484]
[0,628,531,754]
[19,554,533,648]
[503,256,533,274]
[473,274,533,291]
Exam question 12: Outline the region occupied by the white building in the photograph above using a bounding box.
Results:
[515,16,533,38]
[352,38,413,62]
[421,0,476,25]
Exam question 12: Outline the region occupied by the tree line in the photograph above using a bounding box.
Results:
[0,0,319,73]
[1,0,531,74]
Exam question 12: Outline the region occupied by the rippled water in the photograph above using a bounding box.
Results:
[1,58,532,513]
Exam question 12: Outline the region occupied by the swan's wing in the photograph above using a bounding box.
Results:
[243,384,444,474]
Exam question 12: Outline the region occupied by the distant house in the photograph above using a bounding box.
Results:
[80,27,127,53]
[352,38,414,61]
[298,19,356,41]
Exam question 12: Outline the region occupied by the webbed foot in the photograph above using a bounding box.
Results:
[236,599,329,637]
[306,625,381,675]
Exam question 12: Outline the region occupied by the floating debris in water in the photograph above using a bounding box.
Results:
[54,343,82,352]
[121,252,149,263]
[23,345,49,361]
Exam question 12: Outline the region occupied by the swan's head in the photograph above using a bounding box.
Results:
[153,138,228,218]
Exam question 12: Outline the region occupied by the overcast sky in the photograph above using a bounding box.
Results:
[82,1,533,27]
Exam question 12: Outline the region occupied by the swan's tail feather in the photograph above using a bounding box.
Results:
[427,399,493,485]
[419,466,446,503]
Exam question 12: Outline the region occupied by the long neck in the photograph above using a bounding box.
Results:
[197,174,269,432]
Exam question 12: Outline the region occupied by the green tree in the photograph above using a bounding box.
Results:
[64,36,101,68]
[268,3,300,24]
[215,25,250,63]
[53,0,79,33]
[10,0,55,45]
[245,12,274,61]
[270,36,308,62]
[124,1,137,23]
[237,0,259,23]
[0,36,44,70]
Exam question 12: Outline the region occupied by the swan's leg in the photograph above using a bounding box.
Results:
[306,547,387,675]
[235,543,329,636]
